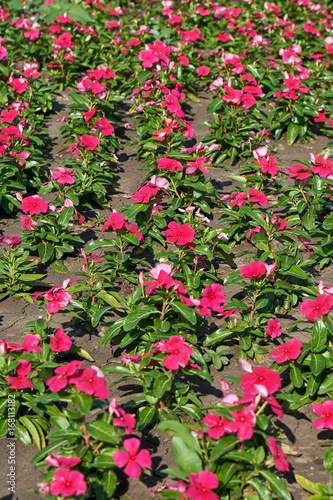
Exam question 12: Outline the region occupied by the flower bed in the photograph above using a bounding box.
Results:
[1,0,333,499]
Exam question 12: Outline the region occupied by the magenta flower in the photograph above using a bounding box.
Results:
[94,117,114,136]
[197,65,210,76]
[51,167,77,185]
[7,334,42,353]
[300,295,333,321]
[129,223,144,241]
[50,328,72,352]
[157,157,183,172]
[247,188,268,206]
[20,214,37,231]
[138,49,159,68]
[285,164,311,180]
[47,360,83,393]
[50,468,87,498]
[102,210,128,232]
[270,338,302,364]
[113,438,152,478]
[202,284,226,311]
[227,406,256,441]
[265,319,282,338]
[20,195,48,215]
[313,401,333,429]
[6,360,33,390]
[162,221,196,246]
[241,366,281,396]
[240,261,267,280]
[202,413,229,439]
[157,336,193,370]
[69,367,109,399]
[79,134,99,150]
[186,470,219,500]
[44,288,72,314]
[46,455,81,468]
[268,437,290,472]
[186,156,210,174]
[113,408,136,435]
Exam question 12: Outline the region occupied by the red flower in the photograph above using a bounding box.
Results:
[202,284,226,311]
[197,65,210,76]
[157,335,193,370]
[7,334,42,353]
[6,360,33,390]
[113,408,136,435]
[240,261,267,280]
[50,328,72,352]
[9,77,28,94]
[162,221,196,246]
[138,49,159,68]
[300,295,333,322]
[69,367,109,399]
[227,406,256,441]
[157,157,183,171]
[186,156,210,174]
[114,438,152,478]
[186,471,219,500]
[285,164,311,180]
[50,469,87,498]
[129,223,144,241]
[268,437,290,472]
[47,360,83,392]
[202,413,229,439]
[20,195,48,215]
[102,210,128,232]
[247,188,268,206]
[269,338,302,364]
[313,401,333,429]
[93,117,114,136]
[265,319,282,338]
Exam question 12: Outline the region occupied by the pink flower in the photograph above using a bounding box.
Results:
[269,338,302,364]
[265,319,282,338]
[20,195,48,215]
[9,77,28,94]
[318,281,333,296]
[157,336,193,370]
[247,188,268,206]
[139,49,159,68]
[129,223,144,241]
[50,469,87,498]
[197,65,210,76]
[285,164,311,180]
[202,413,229,439]
[51,167,76,185]
[50,329,72,352]
[162,221,196,246]
[79,134,99,150]
[93,117,114,136]
[230,192,247,207]
[47,360,82,393]
[268,437,290,472]
[227,406,256,441]
[45,288,72,314]
[300,295,333,322]
[186,156,210,174]
[7,334,42,353]
[157,157,183,172]
[202,284,226,311]
[114,438,152,478]
[69,367,109,399]
[0,236,21,247]
[313,401,333,429]
[6,360,33,390]
[240,261,267,280]
[186,471,219,500]
[102,210,128,232]
[241,366,281,396]
[20,214,37,231]
[113,408,136,435]
[45,455,80,468]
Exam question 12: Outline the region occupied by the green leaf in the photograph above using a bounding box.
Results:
[123,305,159,331]
[38,243,54,264]
[203,329,233,347]
[170,301,197,325]
[100,470,117,497]
[311,319,327,353]
[91,306,112,327]
[247,477,273,500]
[58,206,73,227]
[324,447,333,471]
[72,393,92,415]
[137,406,155,431]
[32,439,68,463]
[290,366,303,388]
[19,417,43,450]
[94,449,116,468]
[260,469,292,500]
[86,421,120,444]
[153,374,172,399]
[210,436,239,461]
[310,353,326,376]
[172,436,202,475]
[157,421,200,452]
[295,474,323,495]
[98,291,120,307]
[101,319,125,346]
[70,345,94,362]
[287,123,299,146]
[49,260,68,273]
